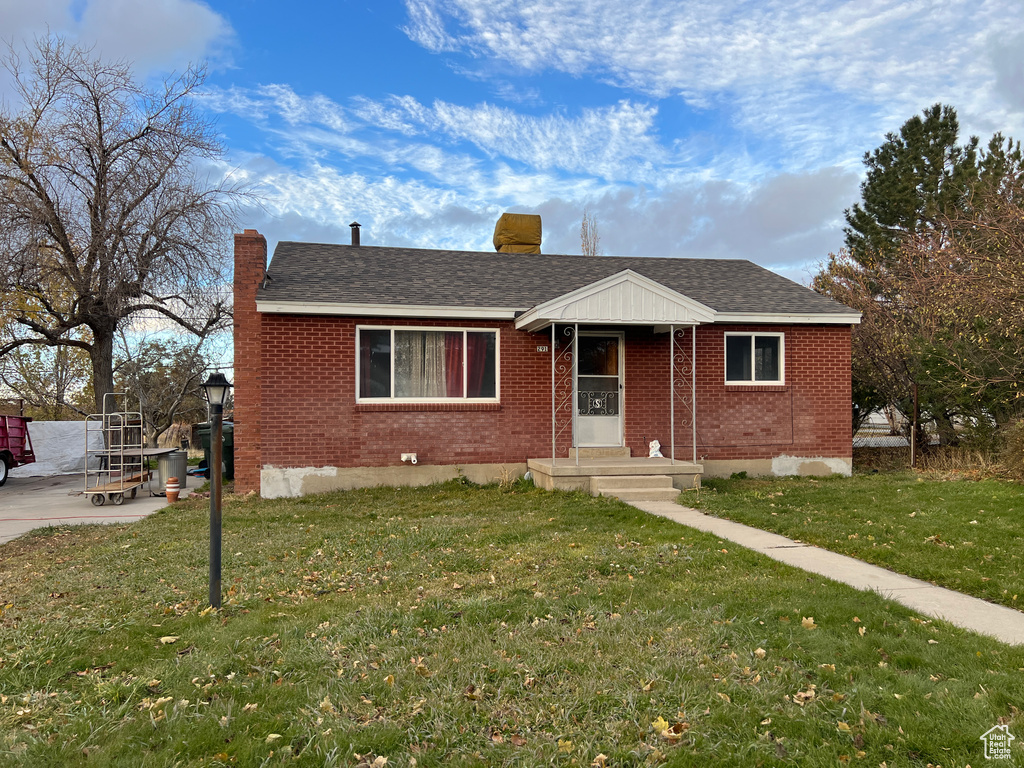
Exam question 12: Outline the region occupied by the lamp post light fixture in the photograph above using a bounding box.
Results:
[200,372,232,609]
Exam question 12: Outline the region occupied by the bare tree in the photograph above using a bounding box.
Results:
[0,341,92,419]
[0,37,242,415]
[114,336,212,446]
[580,206,602,257]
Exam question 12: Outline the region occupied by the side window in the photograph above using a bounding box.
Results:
[725,333,783,384]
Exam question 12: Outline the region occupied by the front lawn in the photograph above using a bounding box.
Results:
[693,473,1024,610]
[2,481,1023,766]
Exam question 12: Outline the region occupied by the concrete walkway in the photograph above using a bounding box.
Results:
[632,500,1024,646]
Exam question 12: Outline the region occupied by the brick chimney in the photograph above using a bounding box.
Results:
[233,229,267,495]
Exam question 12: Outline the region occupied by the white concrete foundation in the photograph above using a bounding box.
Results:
[701,456,852,479]
[260,463,527,499]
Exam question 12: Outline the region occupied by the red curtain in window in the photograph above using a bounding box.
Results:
[444,332,464,397]
[466,332,488,397]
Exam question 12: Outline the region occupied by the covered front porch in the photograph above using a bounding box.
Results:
[517,269,713,501]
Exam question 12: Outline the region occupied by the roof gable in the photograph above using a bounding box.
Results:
[515,270,716,331]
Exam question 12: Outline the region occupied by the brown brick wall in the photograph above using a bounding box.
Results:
[257,317,554,469]
[689,325,852,461]
[232,230,266,494]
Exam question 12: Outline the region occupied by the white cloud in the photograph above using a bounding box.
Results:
[534,167,859,271]
[401,0,1024,163]
[205,84,675,191]
[356,96,668,181]
[0,0,233,76]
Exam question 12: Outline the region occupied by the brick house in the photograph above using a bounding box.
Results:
[233,221,859,499]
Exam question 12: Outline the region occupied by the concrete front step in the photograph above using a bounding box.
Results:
[591,475,674,491]
[591,474,679,502]
[596,487,681,502]
[569,447,632,459]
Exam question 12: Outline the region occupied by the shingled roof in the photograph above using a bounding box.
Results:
[257,242,856,319]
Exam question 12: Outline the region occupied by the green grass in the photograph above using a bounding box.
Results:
[693,473,1024,610]
[1,480,1023,766]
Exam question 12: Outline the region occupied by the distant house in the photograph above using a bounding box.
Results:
[233,216,859,499]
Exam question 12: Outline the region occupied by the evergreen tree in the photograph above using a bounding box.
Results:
[843,104,979,264]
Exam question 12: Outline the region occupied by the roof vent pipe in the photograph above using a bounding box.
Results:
[350,221,361,246]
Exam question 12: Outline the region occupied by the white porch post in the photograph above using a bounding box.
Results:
[670,324,675,465]
[692,326,697,464]
[551,324,556,462]
[573,323,579,466]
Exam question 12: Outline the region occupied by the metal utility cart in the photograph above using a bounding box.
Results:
[85,393,150,506]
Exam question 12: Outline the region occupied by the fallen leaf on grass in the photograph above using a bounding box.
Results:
[557,739,573,754]
[591,755,609,767]
[490,732,503,744]
[754,647,767,659]
[801,617,817,630]
[158,636,179,645]
[792,685,817,706]
[837,721,851,731]
[265,734,281,744]
[464,685,482,701]
[858,626,866,637]
[510,734,527,747]
[651,717,670,735]
[662,722,691,743]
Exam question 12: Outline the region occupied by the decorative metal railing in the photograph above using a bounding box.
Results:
[551,324,577,462]
[670,326,697,463]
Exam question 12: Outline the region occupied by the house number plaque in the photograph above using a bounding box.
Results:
[537,345,549,352]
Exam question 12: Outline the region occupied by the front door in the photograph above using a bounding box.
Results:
[576,333,624,447]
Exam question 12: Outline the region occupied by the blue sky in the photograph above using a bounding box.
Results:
[4,0,1024,283]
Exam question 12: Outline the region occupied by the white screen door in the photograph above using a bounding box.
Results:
[576,333,623,446]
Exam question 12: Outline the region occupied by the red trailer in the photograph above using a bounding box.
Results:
[0,415,35,486]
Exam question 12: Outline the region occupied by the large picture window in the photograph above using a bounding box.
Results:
[725,332,784,384]
[358,327,498,401]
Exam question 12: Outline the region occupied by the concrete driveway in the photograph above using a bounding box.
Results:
[0,474,186,546]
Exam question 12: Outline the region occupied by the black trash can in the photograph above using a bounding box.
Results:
[196,421,234,480]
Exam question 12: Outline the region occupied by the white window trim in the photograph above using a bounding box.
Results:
[356,325,501,403]
[724,331,785,385]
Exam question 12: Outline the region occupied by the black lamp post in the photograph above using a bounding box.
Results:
[200,372,232,609]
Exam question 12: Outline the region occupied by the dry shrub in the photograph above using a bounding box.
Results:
[998,419,1024,481]
[853,446,910,473]
[918,445,1002,480]
[498,465,516,492]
